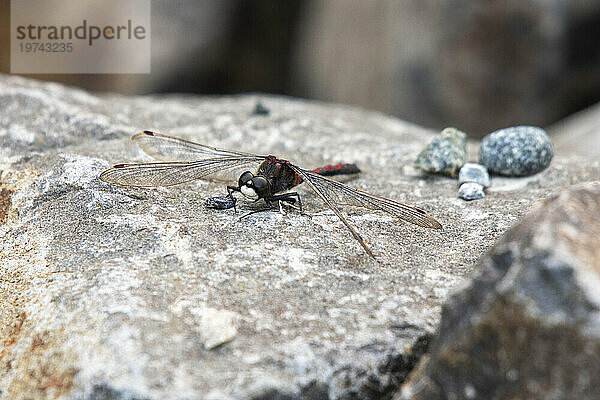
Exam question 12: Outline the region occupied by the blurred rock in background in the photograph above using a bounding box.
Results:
[2,0,600,135]
[549,101,600,156]
[295,0,600,135]
[153,0,304,95]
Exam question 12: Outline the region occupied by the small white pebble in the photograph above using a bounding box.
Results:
[198,308,238,349]
[459,182,485,201]
[459,162,490,188]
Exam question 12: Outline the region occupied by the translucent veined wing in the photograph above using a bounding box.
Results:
[287,163,376,258]
[131,131,261,161]
[99,156,265,187]
[291,165,441,228]
[100,131,266,187]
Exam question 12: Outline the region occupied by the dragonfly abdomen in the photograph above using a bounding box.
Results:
[311,163,360,176]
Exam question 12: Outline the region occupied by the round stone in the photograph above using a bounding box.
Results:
[479,126,553,176]
[459,182,485,201]
[459,163,490,188]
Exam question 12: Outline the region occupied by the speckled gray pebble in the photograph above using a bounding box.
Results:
[459,182,485,201]
[479,126,554,176]
[205,195,236,209]
[414,127,467,177]
[252,101,270,115]
[459,163,490,188]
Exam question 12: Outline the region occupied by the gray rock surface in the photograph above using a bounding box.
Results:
[1,75,600,400]
[398,182,600,400]
[414,127,466,177]
[479,126,554,176]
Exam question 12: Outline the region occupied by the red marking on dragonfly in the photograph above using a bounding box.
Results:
[311,163,360,176]
[99,131,442,259]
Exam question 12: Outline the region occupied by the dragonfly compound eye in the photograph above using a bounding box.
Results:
[238,171,254,187]
[251,176,270,198]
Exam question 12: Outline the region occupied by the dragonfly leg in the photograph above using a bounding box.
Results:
[227,185,240,213]
[268,192,303,212]
[267,192,310,218]
[238,192,304,220]
[238,205,274,221]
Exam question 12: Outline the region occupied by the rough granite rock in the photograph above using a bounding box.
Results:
[1,75,600,400]
[414,127,466,177]
[398,182,600,400]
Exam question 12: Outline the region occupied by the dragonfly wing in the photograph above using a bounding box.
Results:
[99,157,263,187]
[132,131,261,161]
[288,164,375,258]
[295,169,442,229]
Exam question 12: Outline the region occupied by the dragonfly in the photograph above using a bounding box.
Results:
[99,131,442,258]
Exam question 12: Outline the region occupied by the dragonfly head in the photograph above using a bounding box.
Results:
[238,171,270,201]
